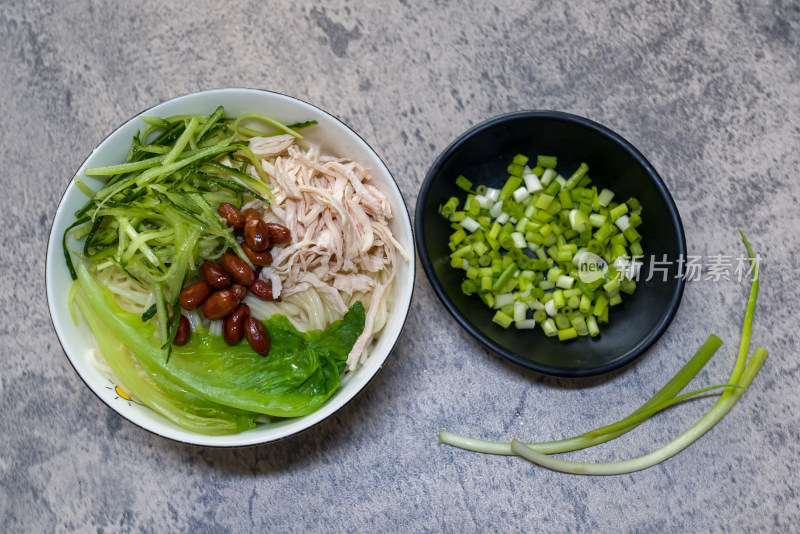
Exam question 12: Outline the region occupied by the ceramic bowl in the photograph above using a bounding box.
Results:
[416,111,685,377]
[46,88,415,446]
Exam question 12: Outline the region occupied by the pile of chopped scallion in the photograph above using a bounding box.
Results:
[441,154,642,340]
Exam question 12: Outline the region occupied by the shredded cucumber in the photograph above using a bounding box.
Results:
[63,106,317,343]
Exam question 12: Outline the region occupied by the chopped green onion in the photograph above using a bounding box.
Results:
[557,327,578,341]
[609,203,628,221]
[523,173,543,193]
[494,293,514,308]
[512,187,530,203]
[541,318,557,336]
[586,315,600,337]
[510,232,527,249]
[455,175,473,192]
[440,153,643,338]
[556,275,575,289]
[441,196,459,216]
[460,217,481,233]
[537,155,557,169]
[563,162,589,190]
[493,310,513,329]
[597,189,614,207]
[512,154,529,166]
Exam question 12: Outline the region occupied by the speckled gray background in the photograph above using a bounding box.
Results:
[2,0,799,532]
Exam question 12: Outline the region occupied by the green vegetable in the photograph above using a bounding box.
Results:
[492,310,513,329]
[74,290,257,435]
[442,153,643,339]
[510,351,765,474]
[232,113,307,139]
[76,262,366,419]
[455,175,473,192]
[63,106,312,342]
[439,231,767,475]
[537,155,558,169]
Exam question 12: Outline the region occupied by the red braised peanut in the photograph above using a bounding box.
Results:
[265,223,291,244]
[202,289,240,320]
[241,243,273,267]
[179,281,212,310]
[200,261,231,289]
[249,279,280,301]
[223,304,250,345]
[229,283,247,300]
[173,315,191,346]
[244,317,270,356]
[244,218,271,252]
[218,203,244,230]
[220,251,255,286]
[242,208,261,223]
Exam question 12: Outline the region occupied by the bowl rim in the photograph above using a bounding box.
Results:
[45,87,416,447]
[415,109,686,378]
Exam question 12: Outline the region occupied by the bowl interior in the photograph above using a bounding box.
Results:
[46,88,415,446]
[416,111,685,377]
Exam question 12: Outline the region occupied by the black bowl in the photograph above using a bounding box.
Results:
[416,111,686,378]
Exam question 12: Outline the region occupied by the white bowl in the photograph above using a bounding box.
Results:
[45,88,415,446]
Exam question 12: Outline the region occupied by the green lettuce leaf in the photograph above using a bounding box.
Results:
[74,289,257,434]
[76,262,366,419]
[306,302,366,373]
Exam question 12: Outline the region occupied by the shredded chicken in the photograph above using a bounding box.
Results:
[248,135,296,158]
[249,139,409,370]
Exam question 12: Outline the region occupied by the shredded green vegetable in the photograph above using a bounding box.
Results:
[63,106,314,340]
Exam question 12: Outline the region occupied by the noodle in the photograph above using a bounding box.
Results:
[94,267,153,314]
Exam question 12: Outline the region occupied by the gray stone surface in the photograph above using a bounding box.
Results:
[2,0,799,531]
